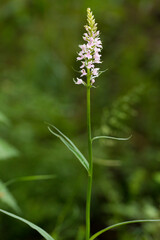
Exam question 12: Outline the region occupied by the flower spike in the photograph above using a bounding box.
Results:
[75,8,102,86]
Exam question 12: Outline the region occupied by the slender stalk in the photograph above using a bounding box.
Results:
[86,71,93,240]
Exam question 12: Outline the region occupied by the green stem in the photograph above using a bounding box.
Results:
[86,71,93,240]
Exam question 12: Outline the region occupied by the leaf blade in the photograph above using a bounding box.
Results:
[5,175,55,187]
[48,125,89,172]
[92,135,132,142]
[90,219,160,240]
[0,209,55,240]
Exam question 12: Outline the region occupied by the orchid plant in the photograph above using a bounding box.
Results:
[0,8,160,240]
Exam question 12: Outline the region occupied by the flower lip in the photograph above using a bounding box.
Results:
[74,78,84,85]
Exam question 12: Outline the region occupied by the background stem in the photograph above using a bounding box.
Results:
[86,73,93,240]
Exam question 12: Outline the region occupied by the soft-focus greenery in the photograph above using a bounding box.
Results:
[0,0,160,239]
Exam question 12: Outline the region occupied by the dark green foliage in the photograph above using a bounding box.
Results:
[0,0,160,239]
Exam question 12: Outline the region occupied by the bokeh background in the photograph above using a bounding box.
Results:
[0,0,160,239]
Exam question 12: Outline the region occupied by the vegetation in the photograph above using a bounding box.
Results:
[0,1,160,239]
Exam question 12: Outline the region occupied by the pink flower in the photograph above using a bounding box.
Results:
[77,55,84,60]
[94,47,101,53]
[85,51,92,59]
[78,51,84,56]
[79,44,87,52]
[94,60,102,63]
[95,39,102,48]
[84,33,89,38]
[75,78,84,85]
[87,61,94,69]
[87,42,94,48]
[83,36,87,41]
[92,68,99,76]
[94,53,101,62]
[80,61,86,68]
[81,69,87,76]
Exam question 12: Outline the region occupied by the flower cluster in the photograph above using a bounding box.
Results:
[75,8,102,86]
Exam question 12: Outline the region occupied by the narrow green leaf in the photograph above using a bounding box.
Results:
[0,209,55,240]
[92,135,132,142]
[90,219,160,240]
[0,180,20,213]
[5,175,55,187]
[48,124,84,155]
[47,124,89,172]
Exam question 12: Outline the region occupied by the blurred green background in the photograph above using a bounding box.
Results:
[0,0,160,239]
